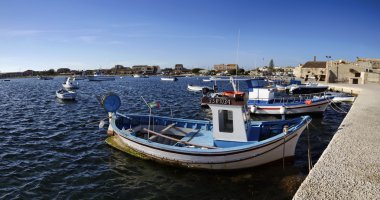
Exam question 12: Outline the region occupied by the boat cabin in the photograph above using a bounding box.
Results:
[246,79,275,103]
[201,93,249,142]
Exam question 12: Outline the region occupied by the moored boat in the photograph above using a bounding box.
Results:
[100,92,311,170]
[56,89,77,100]
[247,78,333,115]
[187,84,213,92]
[88,72,115,81]
[37,76,54,80]
[62,77,79,89]
[134,74,149,78]
[161,77,178,81]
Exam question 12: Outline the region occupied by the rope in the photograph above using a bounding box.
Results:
[327,97,348,114]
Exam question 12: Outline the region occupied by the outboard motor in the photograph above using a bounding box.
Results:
[202,87,210,95]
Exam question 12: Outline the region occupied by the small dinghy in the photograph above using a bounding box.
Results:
[56,89,77,100]
[187,84,213,92]
[100,92,311,170]
[161,77,178,81]
[62,77,79,89]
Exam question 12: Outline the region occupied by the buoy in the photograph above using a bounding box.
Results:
[304,99,312,105]
[250,105,257,113]
[280,106,287,115]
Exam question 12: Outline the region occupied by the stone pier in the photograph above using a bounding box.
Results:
[294,83,380,199]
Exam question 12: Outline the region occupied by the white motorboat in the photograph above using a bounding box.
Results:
[161,77,178,81]
[56,89,77,100]
[187,84,213,92]
[88,72,115,81]
[62,77,79,89]
[134,74,149,78]
[100,92,311,170]
[314,92,356,103]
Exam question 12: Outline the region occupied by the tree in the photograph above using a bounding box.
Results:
[237,68,245,75]
[57,68,71,74]
[268,59,275,73]
[191,68,203,74]
[47,69,55,75]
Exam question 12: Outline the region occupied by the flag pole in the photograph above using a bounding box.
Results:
[140,96,151,138]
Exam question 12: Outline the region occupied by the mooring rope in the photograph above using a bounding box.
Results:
[324,95,348,114]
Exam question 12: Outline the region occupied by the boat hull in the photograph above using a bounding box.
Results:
[88,76,115,81]
[56,91,76,100]
[248,99,330,115]
[106,114,310,170]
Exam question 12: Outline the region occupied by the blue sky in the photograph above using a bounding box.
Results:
[0,0,379,72]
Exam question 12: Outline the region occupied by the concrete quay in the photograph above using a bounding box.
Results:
[294,83,380,199]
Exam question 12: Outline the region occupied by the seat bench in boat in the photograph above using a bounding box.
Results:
[179,129,214,148]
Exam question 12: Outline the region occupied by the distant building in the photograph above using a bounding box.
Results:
[294,57,380,84]
[175,64,184,71]
[293,61,327,81]
[132,65,160,74]
[214,64,238,72]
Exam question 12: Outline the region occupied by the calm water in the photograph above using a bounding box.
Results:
[0,77,351,199]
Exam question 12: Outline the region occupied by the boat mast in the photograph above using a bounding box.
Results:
[235,29,240,90]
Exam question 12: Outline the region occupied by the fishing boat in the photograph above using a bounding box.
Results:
[187,84,213,92]
[88,71,115,81]
[161,77,178,81]
[62,77,79,89]
[134,74,149,78]
[288,82,328,94]
[203,77,222,82]
[247,78,333,115]
[56,89,77,100]
[314,92,356,103]
[100,92,311,170]
[37,76,54,80]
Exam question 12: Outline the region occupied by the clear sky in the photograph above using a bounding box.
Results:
[0,0,379,72]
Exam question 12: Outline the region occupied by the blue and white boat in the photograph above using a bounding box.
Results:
[247,78,333,115]
[88,71,115,81]
[100,92,311,170]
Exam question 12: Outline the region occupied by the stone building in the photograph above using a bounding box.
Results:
[132,65,160,74]
[293,61,327,81]
[294,57,380,84]
[214,64,238,72]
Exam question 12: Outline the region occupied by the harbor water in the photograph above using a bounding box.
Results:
[0,77,351,199]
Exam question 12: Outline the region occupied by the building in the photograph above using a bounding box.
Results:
[174,64,184,71]
[132,65,160,74]
[293,61,327,81]
[214,64,238,72]
[294,57,380,84]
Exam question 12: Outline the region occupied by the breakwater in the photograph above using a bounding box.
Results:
[294,83,380,199]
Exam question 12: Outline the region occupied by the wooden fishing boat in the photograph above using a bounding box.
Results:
[100,92,311,170]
